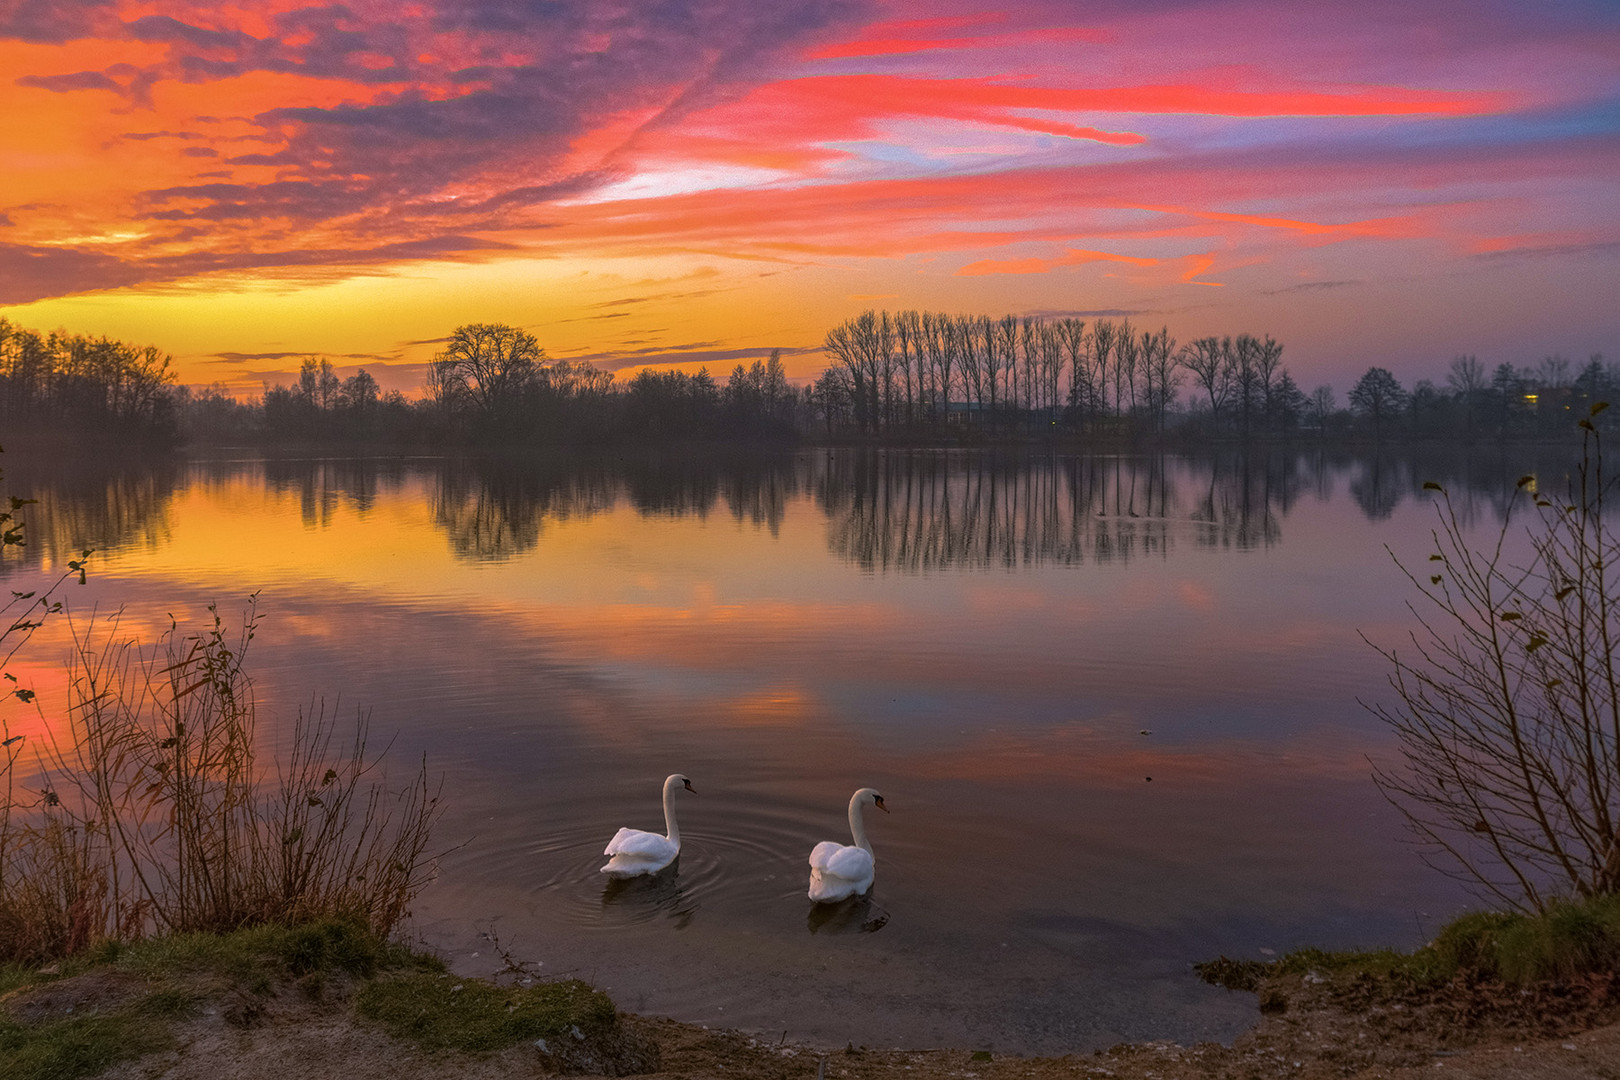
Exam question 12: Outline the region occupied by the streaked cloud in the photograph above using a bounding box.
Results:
[0,0,1614,387]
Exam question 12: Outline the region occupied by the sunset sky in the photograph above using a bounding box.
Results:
[1,0,1616,397]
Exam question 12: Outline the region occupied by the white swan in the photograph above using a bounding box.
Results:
[600,774,695,878]
[808,787,888,903]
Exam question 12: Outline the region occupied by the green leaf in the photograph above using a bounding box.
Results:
[1580,419,1594,431]
[1527,634,1548,652]
[1593,401,1611,417]
[1500,612,1522,621]
[1556,586,1576,600]
[1429,554,1444,561]
[1422,481,1443,491]
[1517,475,1536,488]
[1430,575,1442,585]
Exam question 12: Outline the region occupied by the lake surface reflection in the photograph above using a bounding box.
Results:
[0,444,1580,1054]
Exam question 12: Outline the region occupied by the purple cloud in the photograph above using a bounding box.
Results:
[15,69,118,92]
[0,0,116,43]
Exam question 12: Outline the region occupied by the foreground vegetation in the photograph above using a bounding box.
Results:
[1367,406,1620,913]
[1198,892,1620,995]
[0,920,637,1080]
[5,902,1618,1080]
[0,597,442,966]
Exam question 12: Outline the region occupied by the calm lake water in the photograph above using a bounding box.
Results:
[0,444,1580,1054]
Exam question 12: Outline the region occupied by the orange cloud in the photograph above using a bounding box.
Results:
[808,23,1114,60]
[1135,204,1429,240]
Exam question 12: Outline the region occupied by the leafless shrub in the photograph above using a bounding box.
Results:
[0,459,95,962]
[1,597,442,961]
[1367,403,1620,912]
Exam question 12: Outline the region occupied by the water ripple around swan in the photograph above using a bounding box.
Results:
[451,799,837,936]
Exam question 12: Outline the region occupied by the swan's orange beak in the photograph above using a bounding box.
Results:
[874,796,889,812]
[683,779,696,793]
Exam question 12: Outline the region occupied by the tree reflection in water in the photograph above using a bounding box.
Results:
[0,444,1599,575]
[819,450,1297,570]
[0,448,181,571]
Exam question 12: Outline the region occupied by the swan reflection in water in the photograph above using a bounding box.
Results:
[600,858,697,929]
[806,892,890,935]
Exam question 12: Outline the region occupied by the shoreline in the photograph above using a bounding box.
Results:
[7,924,1617,1080]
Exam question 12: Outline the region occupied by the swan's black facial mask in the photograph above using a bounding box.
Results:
[683,779,696,793]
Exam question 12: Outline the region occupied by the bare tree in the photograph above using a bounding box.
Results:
[1537,354,1572,391]
[995,315,1019,414]
[957,315,985,409]
[1038,320,1064,417]
[895,310,920,427]
[1178,337,1229,432]
[981,315,1005,411]
[430,323,544,425]
[1308,385,1336,431]
[921,311,955,420]
[1058,318,1090,419]
[1367,405,1620,912]
[1114,319,1139,418]
[1140,326,1180,435]
[1254,335,1284,433]
[1089,320,1118,423]
[1019,317,1041,411]
[1448,355,1487,438]
[1231,334,1264,439]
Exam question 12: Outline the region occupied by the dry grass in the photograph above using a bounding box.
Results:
[0,598,443,964]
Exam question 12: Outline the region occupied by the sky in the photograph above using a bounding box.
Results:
[1,0,1617,398]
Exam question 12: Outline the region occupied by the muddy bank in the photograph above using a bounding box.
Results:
[6,947,1618,1080]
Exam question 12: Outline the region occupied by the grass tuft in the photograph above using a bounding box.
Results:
[1199,893,1620,993]
[0,987,180,1080]
[356,973,616,1054]
[0,921,452,1080]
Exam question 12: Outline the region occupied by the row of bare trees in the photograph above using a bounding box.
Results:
[817,309,1300,438]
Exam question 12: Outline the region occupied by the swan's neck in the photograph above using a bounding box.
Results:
[848,795,872,855]
[662,778,681,845]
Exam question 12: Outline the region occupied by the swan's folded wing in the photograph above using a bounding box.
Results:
[604,827,673,857]
[811,842,873,880]
[808,840,844,870]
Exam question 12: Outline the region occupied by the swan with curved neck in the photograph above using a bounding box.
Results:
[600,773,694,878]
[807,787,888,903]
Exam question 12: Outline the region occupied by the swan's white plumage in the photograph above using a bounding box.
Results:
[807,788,886,903]
[600,774,693,878]
[605,827,676,859]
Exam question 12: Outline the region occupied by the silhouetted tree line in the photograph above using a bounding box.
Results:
[1343,354,1618,442]
[0,318,180,444]
[170,323,805,446]
[814,311,1614,446]
[815,309,1306,441]
[8,313,1598,449]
